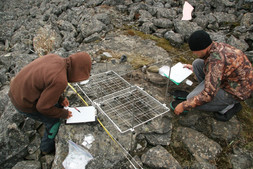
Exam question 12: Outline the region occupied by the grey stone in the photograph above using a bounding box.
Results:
[140,22,155,34]
[95,13,111,25]
[191,160,217,169]
[27,133,41,155]
[175,127,222,161]
[212,12,237,26]
[138,10,153,24]
[153,18,173,29]
[210,117,240,142]
[80,19,106,38]
[245,51,253,65]
[12,160,41,169]
[164,30,184,47]
[209,32,227,43]
[56,20,77,35]
[0,86,9,116]
[227,35,249,52]
[83,33,101,43]
[145,131,172,146]
[141,145,182,169]
[156,8,177,20]
[240,13,253,28]
[230,148,253,169]
[40,155,55,169]
[174,20,202,40]
[193,14,209,29]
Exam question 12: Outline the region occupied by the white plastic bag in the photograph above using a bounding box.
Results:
[62,140,93,169]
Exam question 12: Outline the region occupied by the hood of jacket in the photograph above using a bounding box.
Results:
[66,52,92,83]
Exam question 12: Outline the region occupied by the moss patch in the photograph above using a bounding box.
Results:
[124,29,197,64]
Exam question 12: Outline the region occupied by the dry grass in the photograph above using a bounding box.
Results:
[33,25,56,57]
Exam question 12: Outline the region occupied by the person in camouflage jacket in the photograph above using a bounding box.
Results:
[173,30,253,121]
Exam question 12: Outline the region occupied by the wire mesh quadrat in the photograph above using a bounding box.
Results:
[75,70,170,133]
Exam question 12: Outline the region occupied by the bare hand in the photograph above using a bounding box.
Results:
[174,102,184,115]
[67,111,72,119]
[183,64,193,71]
[61,98,69,107]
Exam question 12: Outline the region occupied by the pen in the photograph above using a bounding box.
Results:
[74,107,80,113]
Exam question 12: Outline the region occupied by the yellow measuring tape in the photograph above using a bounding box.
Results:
[67,83,88,106]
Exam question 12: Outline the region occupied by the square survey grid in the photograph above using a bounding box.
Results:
[93,86,170,133]
[75,71,170,133]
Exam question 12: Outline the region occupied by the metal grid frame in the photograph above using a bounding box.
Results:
[94,86,169,133]
[75,70,170,133]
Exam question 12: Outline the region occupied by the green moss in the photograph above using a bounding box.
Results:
[124,29,196,64]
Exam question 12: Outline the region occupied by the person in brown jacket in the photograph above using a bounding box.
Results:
[171,30,253,121]
[8,51,92,154]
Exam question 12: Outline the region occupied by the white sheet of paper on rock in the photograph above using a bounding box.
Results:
[181,1,194,20]
[65,106,96,124]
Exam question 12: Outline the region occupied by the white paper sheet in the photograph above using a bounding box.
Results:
[159,62,193,85]
[65,106,96,124]
[181,1,194,20]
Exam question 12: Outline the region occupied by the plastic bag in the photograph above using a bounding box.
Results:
[62,140,93,169]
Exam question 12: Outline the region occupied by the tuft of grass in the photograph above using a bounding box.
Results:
[33,26,56,57]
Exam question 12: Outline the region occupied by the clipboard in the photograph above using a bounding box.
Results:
[159,62,193,85]
[65,106,96,124]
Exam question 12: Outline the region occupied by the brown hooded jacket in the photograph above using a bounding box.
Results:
[8,52,92,119]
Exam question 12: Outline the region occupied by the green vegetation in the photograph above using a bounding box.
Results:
[124,29,196,65]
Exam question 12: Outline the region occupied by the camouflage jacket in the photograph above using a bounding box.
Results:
[183,42,253,110]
